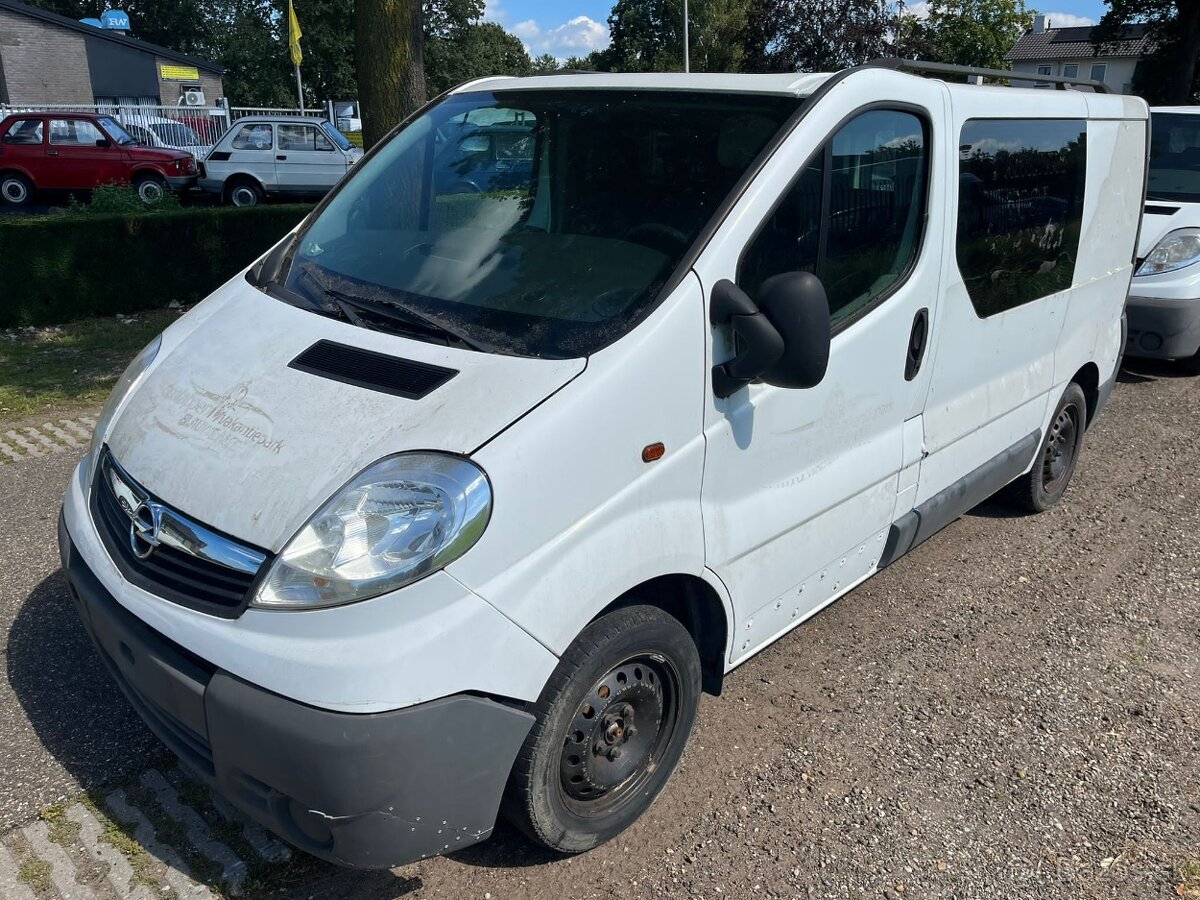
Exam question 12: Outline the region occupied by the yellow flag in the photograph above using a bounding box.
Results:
[288,0,303,66]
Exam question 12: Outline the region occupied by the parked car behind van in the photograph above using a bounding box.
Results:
[1127,106,1200,372]
[198,115,361,206]
[0,112,197,205]
[59,63,1147,870]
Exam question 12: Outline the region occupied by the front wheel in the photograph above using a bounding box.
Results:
[503,605,702,854]
[134,173,167,205]
[1007,383,1087,513]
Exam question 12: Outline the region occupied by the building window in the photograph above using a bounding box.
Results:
[1035,65,1052,88]
[1063,64,1079,79]
[956,118,1087,317]
[1090,63,1107,82]
[740,109,929,330]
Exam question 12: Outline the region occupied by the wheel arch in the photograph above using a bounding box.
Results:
[590,573,730,697]
[0,165,36,185]
[223,172,267,199]
[129,164,168,181]
[1070,361,1101,427]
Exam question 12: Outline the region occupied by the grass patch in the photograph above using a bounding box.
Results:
[17,856,52,893]
[121,782,223,889]
[0,309,181,424]
[39,803,81,847]
[1177,859,1200,898]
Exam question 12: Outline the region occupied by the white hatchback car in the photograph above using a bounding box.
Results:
[198,115,362,206]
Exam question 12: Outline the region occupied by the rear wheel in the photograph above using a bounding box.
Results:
[503,605,702,854]
[1007,383,1087,513]
[133,173,167,205]
[1,172,33,206]
[225,177,263,208]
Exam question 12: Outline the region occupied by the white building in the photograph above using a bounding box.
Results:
[1005,17,1152,94]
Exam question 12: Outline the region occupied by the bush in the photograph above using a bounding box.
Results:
[66,182,180,216]
[0,204,313,326]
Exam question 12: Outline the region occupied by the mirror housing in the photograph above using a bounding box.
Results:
[710,279,784,399]
[95,138,111,148]
[709,272,831,398]
[755,271,831,389]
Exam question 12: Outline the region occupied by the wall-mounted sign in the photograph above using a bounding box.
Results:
[100,9,130,30]
[160,64,200,81]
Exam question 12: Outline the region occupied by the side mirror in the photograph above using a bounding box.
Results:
[709,272,830,398]
[95,138,111,148]
[755,271,831,389]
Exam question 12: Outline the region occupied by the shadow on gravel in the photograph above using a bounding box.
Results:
[6,569,164,787]
[446,819,561,870]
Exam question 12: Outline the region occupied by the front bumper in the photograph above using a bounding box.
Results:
[166,174,198,191]
[59,514,534,869]
[1124,294,1200,360]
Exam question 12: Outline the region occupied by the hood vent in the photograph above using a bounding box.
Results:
[1144,204,1180,216]
[289,340,458,399]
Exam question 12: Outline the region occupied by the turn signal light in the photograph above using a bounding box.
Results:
[642,442,665,463]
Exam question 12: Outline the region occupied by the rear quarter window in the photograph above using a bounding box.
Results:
[956,118,1087,317]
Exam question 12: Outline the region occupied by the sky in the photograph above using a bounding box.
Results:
[484,0,1113,60]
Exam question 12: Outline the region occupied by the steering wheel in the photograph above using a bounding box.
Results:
[620,222,690,255]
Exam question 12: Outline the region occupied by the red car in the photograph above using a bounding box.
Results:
[0,112,197,206]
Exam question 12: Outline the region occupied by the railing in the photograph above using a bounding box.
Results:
[230,102,336,123]
[0,101,231,156]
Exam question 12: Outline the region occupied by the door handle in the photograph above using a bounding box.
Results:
[905,308,930,381]
[47,149,59,156]
[276,154,287,160]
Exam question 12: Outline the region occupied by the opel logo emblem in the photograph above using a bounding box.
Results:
[129,501,162,560]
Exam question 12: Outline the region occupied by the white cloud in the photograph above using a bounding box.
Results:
[506,14,611,60]
[484,0,507,24]
[1040,11,1097,27]
[902,1,930,19]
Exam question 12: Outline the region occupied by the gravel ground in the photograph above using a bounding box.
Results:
[1,359,1197,900]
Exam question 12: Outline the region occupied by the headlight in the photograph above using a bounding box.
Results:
[86,334,161,481]
[1136,228,1200,276]
[253,453,492,610]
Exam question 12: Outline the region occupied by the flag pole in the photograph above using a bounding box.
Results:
[294,63,304,114]
[683,0,690,73]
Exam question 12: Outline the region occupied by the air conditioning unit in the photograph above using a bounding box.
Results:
[182,87,206,107]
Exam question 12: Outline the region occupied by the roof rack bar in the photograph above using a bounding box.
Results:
[866,57,1110,93]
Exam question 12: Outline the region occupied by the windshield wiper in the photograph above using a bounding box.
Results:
[320,285,488,352]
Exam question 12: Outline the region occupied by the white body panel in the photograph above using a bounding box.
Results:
[72,70,1148,718]
[201,116,360,197]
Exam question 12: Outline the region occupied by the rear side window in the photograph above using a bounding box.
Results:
[741,108,929,330]
[232,123,273,150]
[956,119,1087,317]
[2,118,44,144]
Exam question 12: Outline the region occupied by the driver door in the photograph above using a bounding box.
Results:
[695,73,950,664]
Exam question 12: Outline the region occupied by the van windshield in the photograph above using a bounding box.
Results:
[275,89,801,358]
[1148,113,1200,203]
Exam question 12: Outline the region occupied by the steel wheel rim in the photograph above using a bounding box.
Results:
[2,179,27,203]
[138,181,164,204]
[1042,402,1080,493]
[231,186,257,207]
[558,653,681,819]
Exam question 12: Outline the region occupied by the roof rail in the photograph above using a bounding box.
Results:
[866,57,1110,93]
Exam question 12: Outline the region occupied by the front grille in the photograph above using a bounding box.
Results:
[91,450,268,617]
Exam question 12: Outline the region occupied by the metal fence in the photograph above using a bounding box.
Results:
[230,102,337,124]
[0,101,231,155]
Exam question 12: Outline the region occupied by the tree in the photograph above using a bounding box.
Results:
[531,53,561,74]
[426,20,532,94]
[1094,0,1200,103]
[897,0,1033,70]
[744,0,898,72]
[602,0,751,72]
[356,0,426,147]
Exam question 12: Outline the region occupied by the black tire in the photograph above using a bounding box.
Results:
[503,605,702,854]
[133,173,167,205]
[1182,347,1200,376]
[225,177,263,207]
[1007,383,1087,513]
[0,172,33,206]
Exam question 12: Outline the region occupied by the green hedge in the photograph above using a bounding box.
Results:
[0,204,314,327]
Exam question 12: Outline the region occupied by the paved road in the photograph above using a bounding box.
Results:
[1,361,1198,899]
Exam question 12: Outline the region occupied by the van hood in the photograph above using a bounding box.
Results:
[1137,202,1196,258]
[105,279,585,552]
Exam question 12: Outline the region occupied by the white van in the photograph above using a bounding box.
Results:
[1127,106,1200,372]
[58,62,1147,869]
[198,115,362,206]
